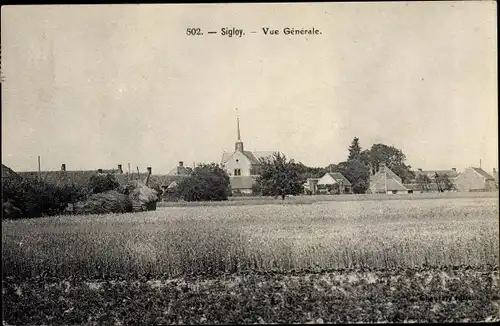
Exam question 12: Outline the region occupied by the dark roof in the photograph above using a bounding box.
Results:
[416,169,459,178]
[471,167,495,180]
[17,170,97,187]
[113,173,188,188]
[1,164,22,180]
[230,176,257,190]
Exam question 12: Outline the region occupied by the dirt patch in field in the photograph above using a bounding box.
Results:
[3,267,499,325]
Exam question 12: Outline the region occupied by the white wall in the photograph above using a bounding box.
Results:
[223,151,253,177]
[455,168,486,192]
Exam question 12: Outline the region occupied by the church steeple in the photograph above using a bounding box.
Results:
[235,108,244,152]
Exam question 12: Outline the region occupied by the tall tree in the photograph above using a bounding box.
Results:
[348,137,362,161]
[365,143,415,183]
[254,153,303,199]
[344,159,371,194]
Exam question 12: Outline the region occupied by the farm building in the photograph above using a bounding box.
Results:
[405,167,460,193]
[17,164,100,188]
[368,163,409,194]
[16,163,189,197]
[220,116,278,195]
[2,164,23,181]
[316,172,352,194]
[415,168,460,181]
[453,167,497,192]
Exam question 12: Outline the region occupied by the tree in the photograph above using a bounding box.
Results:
[176,163,231,201]
[434,173,454,192]
[343,159,371,194]
[88,174,120,194]
[2,178,87,219]
[348,137,362,161]
[416,174,432,192]
[364,144,415,183]
[325,161,349,176]
[254,153,303,199]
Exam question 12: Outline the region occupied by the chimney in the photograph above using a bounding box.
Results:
[452,168,456,172]
[147,167,152,175]
[179,161,184,167]
[61,164,66,171]
[118,164,123,173]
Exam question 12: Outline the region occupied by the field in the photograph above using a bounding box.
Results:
[2,195,500,324]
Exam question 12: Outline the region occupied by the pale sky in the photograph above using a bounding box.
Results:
[1,2,498,174]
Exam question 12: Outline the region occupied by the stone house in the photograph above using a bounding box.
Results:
[454,167,497,192]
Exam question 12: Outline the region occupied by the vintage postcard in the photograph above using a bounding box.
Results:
[1,2,498,324]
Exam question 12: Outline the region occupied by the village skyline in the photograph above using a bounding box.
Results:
[1,3,498,174]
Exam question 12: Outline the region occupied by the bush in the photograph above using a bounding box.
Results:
[177,163,231,201]
[88,174,120,194]
[2,178,87,219]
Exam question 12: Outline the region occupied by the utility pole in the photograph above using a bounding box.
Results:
[38,156,41,181]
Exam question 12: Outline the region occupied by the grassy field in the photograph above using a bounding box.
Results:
[2,196,499,324]
[158,191,499,207]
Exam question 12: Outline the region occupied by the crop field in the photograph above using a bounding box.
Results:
[2,196,500,324]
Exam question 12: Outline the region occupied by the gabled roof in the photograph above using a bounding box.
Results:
[471,167,495,180]
[221,152,233,164]
[327,172,352,186]
[1,164,22,180]
[221,150,278,166]
[242,151,261,165]
[369,170,409,192]
[166,165,192,176]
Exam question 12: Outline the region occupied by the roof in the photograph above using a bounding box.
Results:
[369,171,409,192]
[471,167,495,180]
[327,172,352,186]
[114,173,187,188]
[1,164,23,180]
[166,165,192,176]
[416,169,459,178]
[404,183,424,191]
[17,170,97,187]
[230,176,257,190]
[221,150,278,166]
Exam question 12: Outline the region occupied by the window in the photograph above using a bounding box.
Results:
[234,168,241,176]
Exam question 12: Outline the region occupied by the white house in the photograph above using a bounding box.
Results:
[316,172,352,194]
[220,115,278,194]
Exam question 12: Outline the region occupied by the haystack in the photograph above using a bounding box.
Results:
[129,180,158,212]
[69,169,159,215]
[73,190,133,215]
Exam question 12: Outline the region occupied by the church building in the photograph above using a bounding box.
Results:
[220,115,277,195]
